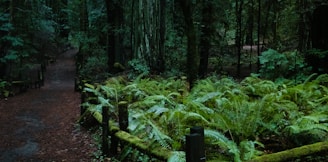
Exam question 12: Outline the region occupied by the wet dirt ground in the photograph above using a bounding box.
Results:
[0,49,97,161]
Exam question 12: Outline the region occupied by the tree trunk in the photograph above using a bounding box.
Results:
[245,0,254,46]
[199,1,214,78]
[105,0,123,73]
[261,1,272,47]
[131,0,163,73]
[77,0,88,70]
[257,0,261,71]
[180,0,199,87]
[236,0,243,77]
[105,0,114,72]
[0,0,11,78]
[158,0,166,73]
[59,0,69,38]
[80,0,88,32]
[245,0,254,69]
[272,0,278,47]
[297,0,311,52]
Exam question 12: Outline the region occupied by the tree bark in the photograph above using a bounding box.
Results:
[80,0,88,32]
[105,0,123,73]
[180,0,199,87]
[130,0,166,73]
[59,0,69,38]
[158,0,166,73]
[199,1,214,78]
[236,0,243,77]
[246,0,254,69]
[257,0,261,71]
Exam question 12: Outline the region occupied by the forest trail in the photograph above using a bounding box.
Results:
[0,49,96,161]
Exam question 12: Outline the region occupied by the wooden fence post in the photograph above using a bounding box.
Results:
[117,101,129,150]
[186,126,205,162]
[80,89,86,116]
[109,130,119,156]
[109,102,126,156]
[118,101,129,131]
[74,77,79,92]
[102,105,109,156]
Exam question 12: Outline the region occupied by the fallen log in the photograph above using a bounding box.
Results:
[248,141,328,162]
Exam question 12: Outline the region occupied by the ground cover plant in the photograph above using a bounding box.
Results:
[81,73,328,161]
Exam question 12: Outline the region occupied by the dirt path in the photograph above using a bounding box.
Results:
[0,49,96,161]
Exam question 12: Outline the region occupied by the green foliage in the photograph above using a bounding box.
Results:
[81,66,328,161]
[259,49,310,81]
[164,27,187,76]
[259,49,289,79]
[0,0,60,82]
[168,151,186,162]
[79,54,109,81]
[0,13,13,32]
[72,31,110,81]
[128,59,150,77]
[0,80,10,98]
[306,48,328,59]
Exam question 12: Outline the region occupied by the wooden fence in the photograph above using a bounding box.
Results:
[79,87,206,161]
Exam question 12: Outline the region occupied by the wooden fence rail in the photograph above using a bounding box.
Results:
[79,89,206,161]
[81,106,174,160]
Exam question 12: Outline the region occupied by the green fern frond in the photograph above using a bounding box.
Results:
[100,85,117,99]
[302,73,318,85]
[239,140,264,161]
[123,83,147,101]
[97,96,115,110]
[187,101,215,115]
[97,96,109,105]
[182,112,210,124]
[192,78,217,95]
[134,72,149,82]
[167,92,181,100]
[147,105,169,117]
[286,113,328,134]
[84,83,95,89]
[194,92,222,103]
[130,95,175,110]
[87,104,102,113]
[128,109,147,132]
[302,113,328,123]
[83,86,101,97]
[147,120,173,149]
[314,74,328,86]
[168,151,186,162]
[241,76,278,97]
[205,129,241,162]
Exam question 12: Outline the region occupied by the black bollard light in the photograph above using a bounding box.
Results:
[186,126,205,162]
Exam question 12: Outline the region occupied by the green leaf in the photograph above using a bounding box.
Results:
[2,35,23,47]
[4,50,19,60]
[168,151,186,162]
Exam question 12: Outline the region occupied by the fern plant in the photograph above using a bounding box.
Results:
[81,74,328,161]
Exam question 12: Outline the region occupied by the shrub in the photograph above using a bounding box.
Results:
[259,49,310,81]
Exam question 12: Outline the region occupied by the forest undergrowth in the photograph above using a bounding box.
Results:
[80,72,328,162]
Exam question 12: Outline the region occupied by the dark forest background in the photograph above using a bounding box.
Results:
[1,0,328,91]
